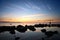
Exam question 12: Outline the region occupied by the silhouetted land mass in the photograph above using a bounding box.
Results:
[34,23,60,27]
[0,26,15,33]
[34,24,47,27]
[51,24,60,27]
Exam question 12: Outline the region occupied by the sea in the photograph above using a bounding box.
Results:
[0,22,60,40]
[0,22,39,26]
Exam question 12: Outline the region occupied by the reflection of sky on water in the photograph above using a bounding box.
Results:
[0,22,60,26]
[0,27,60,40]
[0,23,38,26]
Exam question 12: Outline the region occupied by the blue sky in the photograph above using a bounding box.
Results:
[0,0,60,22]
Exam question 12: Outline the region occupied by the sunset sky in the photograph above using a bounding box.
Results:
[0,0,60,23]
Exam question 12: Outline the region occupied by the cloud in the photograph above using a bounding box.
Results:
[6,4,28,11]
[25,2,31,8]
[25,2,41,10]
[47,4,52,10]
[20,13,47,19]
[19,13,60,21]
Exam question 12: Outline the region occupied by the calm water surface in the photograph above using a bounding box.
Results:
[0,23,38,26]
[0,23,60,40]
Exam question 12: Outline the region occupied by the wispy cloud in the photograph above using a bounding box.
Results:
[21,13,45,17]
[6,4,28,11]
[47,4,52,10]
[25,2,41,10]
[19,13,49,21]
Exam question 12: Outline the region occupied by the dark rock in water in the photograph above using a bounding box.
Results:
[53,31,58,34]
[45,31,58,38]
[15,37,20,40]
[34,23,47,27]
[16,25,27,33]
[45,31,54,37]
[25,25,36,31]
[9,30,15,34]
[41,29,46,33]
[0,26,15,34]
[17,25,24,28]
[41,29,58,38]
[42,38,44,40]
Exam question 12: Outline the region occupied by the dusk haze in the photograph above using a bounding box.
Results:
[0,0,60,40]
[0,0,60,23]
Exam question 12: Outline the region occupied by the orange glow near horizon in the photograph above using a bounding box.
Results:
[0,13,60,23]
[0,17,60,23]
[0,0,60,24]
